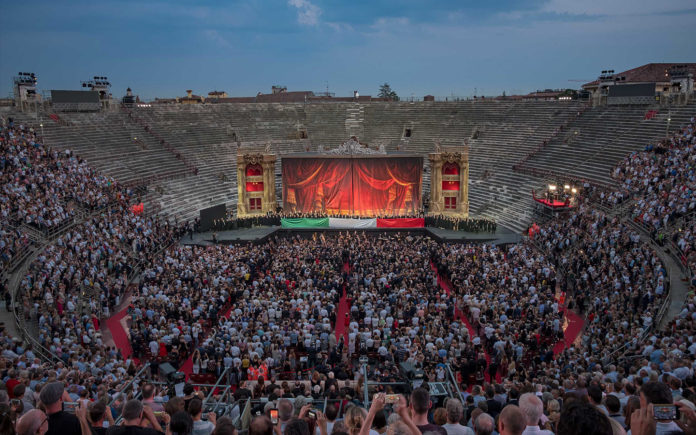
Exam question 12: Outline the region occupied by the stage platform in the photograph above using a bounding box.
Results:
[181,225,521,246]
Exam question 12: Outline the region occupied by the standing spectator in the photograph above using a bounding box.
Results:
[16,408,49,435]
[473,414,494,435]
[189,398,216,435]
[498,406,526,435]
[87,401,112,435]
[442,399,473,435]
[106,399,165,435]
[40,382,80,435]
[519,394,553,435]
[410,388,447,435]
[13,385,33,417]
[639,382,681,435]
[556,402,612,435]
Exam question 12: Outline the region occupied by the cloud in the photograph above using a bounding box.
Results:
[540,0,695,16]
[203,30,231,48]
[326,22,354,33]
[369,17,411,32]
[288,0,321,26]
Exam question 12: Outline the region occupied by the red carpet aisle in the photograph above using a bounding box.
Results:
[104,306,135,361]
[334,261,351,343]
[431,263,500,384]
[432,262,586,385]
[552,308,584,355]
[179,304,235,380]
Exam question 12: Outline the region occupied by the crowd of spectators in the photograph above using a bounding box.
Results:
[424,216,496,233]
[0,118,127,230]
[210,211,434,232]
[208,212,496,234]
[0,115,190,400]
[614,117,695,236]
[3,112,696,435]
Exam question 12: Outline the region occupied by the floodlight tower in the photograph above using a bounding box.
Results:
[13,72,41,112]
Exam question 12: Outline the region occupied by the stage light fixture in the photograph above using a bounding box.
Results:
[564,184,570,190]
[571,188,577,194]
[548,185,556,191]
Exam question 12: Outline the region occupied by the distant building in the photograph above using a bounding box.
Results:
[207,90,228,99]
[523,90,563,101]
[177,90,205,104]
[146,86,385,104]
[583,63,696,106]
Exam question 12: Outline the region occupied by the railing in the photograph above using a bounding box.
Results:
[108,363,151,407]
[513,166,616,190]
[12,304,63,364]
[512,104,591,170]
[122,169,188,189]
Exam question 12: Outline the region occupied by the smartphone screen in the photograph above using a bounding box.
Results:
[653,404,678,420]
[270,409,279,424]
[385,394,400,404]
[307,410,317,420]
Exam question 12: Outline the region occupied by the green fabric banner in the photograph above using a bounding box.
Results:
[281,218,330,228]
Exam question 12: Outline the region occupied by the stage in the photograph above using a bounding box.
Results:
[534,198,573,208]
[281,144,424,217]
[181,225,521,246]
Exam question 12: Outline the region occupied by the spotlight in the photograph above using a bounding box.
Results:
[571,188,577,194]
[548,185,556,191]
[564,184,570,190]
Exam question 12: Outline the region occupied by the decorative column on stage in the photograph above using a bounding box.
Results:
[237,152,277,217]
[428,146,469,217]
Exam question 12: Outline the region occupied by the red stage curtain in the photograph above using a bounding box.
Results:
[376,218,424,228]
[282,159,353,213]
[351,158,422,216]
[442,180,460,191]
[282,157,422,215]
[246,164,263,176]
[246,181,264,192]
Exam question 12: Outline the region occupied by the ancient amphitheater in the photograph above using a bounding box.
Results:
[6,100,694,233]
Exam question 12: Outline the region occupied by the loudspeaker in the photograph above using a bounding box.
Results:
[159,362,176,380]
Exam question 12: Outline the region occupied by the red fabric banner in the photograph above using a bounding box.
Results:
[130,203,144,215]
[246,181,264,192]
[442,180,460,191]
[282,157,422,216]
[376,218,425,228]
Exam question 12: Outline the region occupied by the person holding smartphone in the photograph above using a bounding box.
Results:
[637,382,681,435]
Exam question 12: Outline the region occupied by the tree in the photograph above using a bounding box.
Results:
[378,83,399,101]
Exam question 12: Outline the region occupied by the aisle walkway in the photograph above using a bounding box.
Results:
[334,261,351,343]
[552,308,584,355]
[432,263,500,384]
[432,262,584,385]
[179,304,234,379]
[104,306,135,361]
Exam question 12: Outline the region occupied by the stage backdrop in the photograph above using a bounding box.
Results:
[282,156,423,216]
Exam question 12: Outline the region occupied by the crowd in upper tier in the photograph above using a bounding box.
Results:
[1,113,696,435]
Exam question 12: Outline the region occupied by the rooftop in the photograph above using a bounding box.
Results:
[583,63,696,88]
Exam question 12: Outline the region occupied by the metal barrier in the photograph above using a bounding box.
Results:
[108,363,151,407]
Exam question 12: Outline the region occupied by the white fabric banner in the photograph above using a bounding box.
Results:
[328,218,377,229]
